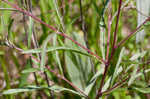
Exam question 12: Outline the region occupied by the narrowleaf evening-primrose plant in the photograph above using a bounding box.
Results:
[0,0,150,99]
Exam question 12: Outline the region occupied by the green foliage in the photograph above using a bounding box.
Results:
[0,0,150,99]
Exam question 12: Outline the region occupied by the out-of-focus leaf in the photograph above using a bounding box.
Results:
[0,57,11,89]
[130,51,147,61]
[112,88,132,99]
[136,0,150,43]
[127,61,150,86]
[99,26,105,60]
[144,21,150,26]
[22,68,40,74]
[27,17,33,47]
[0,51,4,55]
[128,65,138,86]
[135,69,150,78]
[133,81,147,88]
[3,88,36,95]
[102,77,111,92]
[19,59,32,87]
[8,18,14,41]
[38,0,50,44]
[133,87,150,93]
[52,0,65,31]
[125,64,134,72]
[0,7,11,33]
[128,51,147,86]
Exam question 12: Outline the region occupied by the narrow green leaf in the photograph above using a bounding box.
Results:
[102,77,111,92]
[8,18,14,41]
[130,51,146,61]
[125,64,134,72]
[3,88,36,95]
[0,57,11,89]
[40,34,54,71]
[27,17,33,47]
[65,53,83,90]
[111,47,125,86]
[84,64,105,95]
[133,87,150,93]
[22,68,40,74]
[135,69,150,78]
[3,85,85,97]
[84,79,96,95]
[19,59,32,87]
[99,26,105,60]
[53,34,63,75]
[52,0,65,31]
[64,33,93,95]
[49,85,85,97]
[128,65,138,86]
[23,46,92,58]
[90,67,104,82]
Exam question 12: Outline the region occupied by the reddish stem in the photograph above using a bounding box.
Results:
[28,55,90,99]
[96,63,109,99]
[46,66,90,99]
[112,0,122,49]
[96,1,122,99]
[2,0,105,64]
[115,16,150,49]
[101,76,129,95]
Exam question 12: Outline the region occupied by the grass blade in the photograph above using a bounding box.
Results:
[40,34,54,71]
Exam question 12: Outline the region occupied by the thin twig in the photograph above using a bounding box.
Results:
[2,0,105,64]
[46,66,90,99]
[101,76,129,95]
[111,0,130,24]
[112,0,122,50]
[115,16,150,49]
[96,63,109,99]
[107,0,123,64]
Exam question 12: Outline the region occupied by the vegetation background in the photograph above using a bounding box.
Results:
[0,0,150,99]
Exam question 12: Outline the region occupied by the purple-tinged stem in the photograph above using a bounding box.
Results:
[101,76,129,95]
[29,55,90,99]
[96,1,122,99]
[46,65,90,99]
[112,0,122,49]
[96,63,109,99]
[115,16,150,49]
